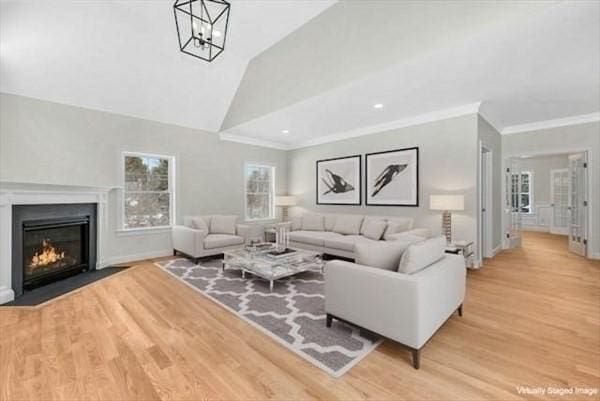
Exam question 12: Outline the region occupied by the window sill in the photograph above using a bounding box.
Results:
[116,226,172,236]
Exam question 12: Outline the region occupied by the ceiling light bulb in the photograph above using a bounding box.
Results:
[373,103,384,109]
[282,130,290,134]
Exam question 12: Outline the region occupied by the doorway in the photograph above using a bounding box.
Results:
[504,151,590,258]
[479,145,493,263]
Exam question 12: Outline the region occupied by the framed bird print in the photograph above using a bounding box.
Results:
[316,155,361,205]
[365,147,419,206]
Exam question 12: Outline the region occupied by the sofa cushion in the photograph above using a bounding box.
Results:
[191,216,209,232]
[383,217,413,240]
[323,235,375,252]
[398,236,446,274]
[354,240,414,271]
[323,214,337,231]
[361,219,388,240]
[210,215,237,235]
[204,234,244,249]
[289,230,342,246]
[290,215,302,231]
[333,215,364,235]
[386,232,427,243]
[302,213,325,231]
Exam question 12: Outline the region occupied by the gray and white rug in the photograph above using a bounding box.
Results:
[156,258,381,377]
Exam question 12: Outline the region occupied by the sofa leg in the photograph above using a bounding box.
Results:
[194,257,201,265]
[458,304,463,317]
[411,349,420,369]
[326,314,333,328]
[173,249,177,256]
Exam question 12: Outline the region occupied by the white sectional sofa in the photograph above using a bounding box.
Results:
[172,215,251,262]
[325,236,466,369]
[288,212,430,259]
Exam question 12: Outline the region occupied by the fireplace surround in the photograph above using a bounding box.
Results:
[12,204,97,298]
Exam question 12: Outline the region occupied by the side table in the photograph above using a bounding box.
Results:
[445,240,474,268]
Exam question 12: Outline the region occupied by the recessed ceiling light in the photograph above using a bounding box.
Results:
[282,129,290,134]
[373,103,384,109]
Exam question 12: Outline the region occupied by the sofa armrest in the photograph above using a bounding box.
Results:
[325,260,420,346]
[172,225,206,257]
[325,255,465,349]
[236,224,251,242]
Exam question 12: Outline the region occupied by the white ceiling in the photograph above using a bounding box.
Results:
[0,0,335,132]
[222,0,600,148]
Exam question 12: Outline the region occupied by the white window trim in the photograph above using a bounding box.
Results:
[244,163,276,222]
[521,171,534,214]
[117,151,176,233]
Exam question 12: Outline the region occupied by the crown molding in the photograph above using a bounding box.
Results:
[218,133,290,150]
[291,102,482,149]
[501,112,600,135]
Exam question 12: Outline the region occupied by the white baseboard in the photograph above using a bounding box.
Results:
[99,249,173,268]
[591,252,600,260]
[491,245,502,257]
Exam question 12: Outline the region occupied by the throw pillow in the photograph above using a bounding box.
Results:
[210,215,237,235]
[302,213,325,231]
[354,240,414,271]
[361,219,388,241]
[398,236,446,274]
[383,218,413,240]
[385,232,427,243]
[333,214,364,235]
[191,216,209,232]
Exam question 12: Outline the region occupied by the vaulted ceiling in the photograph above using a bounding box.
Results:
[1,0,599,149]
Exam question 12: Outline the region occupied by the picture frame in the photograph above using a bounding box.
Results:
[365,147,419,206]
[316,155,362,205]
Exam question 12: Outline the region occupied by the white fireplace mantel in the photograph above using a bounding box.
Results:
[0,182,112,303]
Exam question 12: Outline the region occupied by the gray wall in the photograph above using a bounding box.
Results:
[502,121,600,259]
[477,115,503,252]
[519,154,568,205]
[287,114,479,249]
[0,93,288,264]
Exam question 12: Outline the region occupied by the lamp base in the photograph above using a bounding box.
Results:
[442,211,452,244]
[281,206,289,222]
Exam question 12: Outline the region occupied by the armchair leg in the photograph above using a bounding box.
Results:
[194,257,201,265]
[411,349,421,369]
[326,314,333,328]
[173,249,177,256]
[458,304,463,317]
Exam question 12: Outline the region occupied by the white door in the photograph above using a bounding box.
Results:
[505,158,522,249]
[568,153,588,256]
[550,169,569,235]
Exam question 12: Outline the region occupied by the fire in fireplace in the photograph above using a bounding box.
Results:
[22,216,90,290]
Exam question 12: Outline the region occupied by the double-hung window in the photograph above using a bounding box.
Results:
[511,171,533,214]
[245,164,275,221]
[122,152,175,229]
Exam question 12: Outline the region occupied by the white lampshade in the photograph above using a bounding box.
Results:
[430,195,464,211]
[275,196,297,207]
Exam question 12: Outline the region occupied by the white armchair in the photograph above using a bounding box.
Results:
[172,215,251,262]
[325,254,465,369]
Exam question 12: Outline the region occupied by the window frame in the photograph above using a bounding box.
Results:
[512,171,533,214]
[120,151,176,232]
[244,163,276,222]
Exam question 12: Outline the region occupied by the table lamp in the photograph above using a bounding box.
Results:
[430,195,464,244]
[275,196,296,222]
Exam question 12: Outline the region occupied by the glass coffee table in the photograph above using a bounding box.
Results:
[223,246,323,291]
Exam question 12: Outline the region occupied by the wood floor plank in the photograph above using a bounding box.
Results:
[1,232,598,400]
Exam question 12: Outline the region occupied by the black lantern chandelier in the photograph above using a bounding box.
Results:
[173,0,231,62]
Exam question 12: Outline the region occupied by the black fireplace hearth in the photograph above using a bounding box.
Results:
[12,204,97,298]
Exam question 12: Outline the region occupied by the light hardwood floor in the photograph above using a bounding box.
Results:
[1,232,599,400]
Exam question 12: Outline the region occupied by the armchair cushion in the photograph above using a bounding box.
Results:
[210,215,237,235]
[354,238,418,271]
[398,236,446,274]
[204,234,244,249]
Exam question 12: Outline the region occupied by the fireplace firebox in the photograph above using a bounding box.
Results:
[12,204,97,297]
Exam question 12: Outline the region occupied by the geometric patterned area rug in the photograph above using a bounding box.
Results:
[156,258,381,377]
